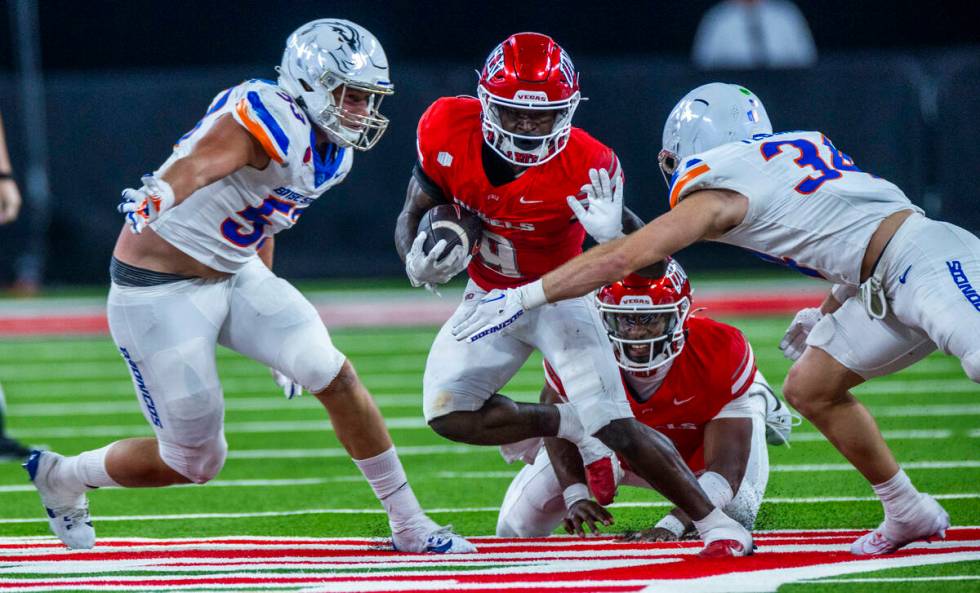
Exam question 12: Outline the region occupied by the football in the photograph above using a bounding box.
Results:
[417,204,482,262]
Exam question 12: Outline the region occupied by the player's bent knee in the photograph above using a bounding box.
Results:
[159,436,228,485]
[427,412,469,442]
[963,351,980,383]
[316,359,358,398]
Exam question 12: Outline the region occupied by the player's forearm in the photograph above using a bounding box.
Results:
[544,436,588,490]
[541,238,637,303]
[394,210,421,262]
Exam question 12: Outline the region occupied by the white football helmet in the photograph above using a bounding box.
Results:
[277,19,394,151]
[658,83,772,182]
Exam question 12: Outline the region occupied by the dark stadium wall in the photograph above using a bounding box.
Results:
[1,51,978,284]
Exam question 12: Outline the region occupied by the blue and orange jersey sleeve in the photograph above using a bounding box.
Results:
[668,158,712,208]
[231,82,304,166]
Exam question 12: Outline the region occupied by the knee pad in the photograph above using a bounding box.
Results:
[279,325,346,393]
[159,435,228,484]
[963,351,980,383]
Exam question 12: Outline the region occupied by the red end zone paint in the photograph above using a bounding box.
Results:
[0,529,977,593]
[0,291,824,337]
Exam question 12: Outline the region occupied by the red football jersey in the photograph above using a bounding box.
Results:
[544,316,756,473]
[416,97,621,290]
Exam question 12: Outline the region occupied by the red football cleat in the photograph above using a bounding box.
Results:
[698,539,753,559]
[585,457,617,506]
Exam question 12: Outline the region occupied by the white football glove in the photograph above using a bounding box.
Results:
[450,281,546,342]
[565,167,624,244]
[405,231,470,293]
[779,307,823,361]
[271,367,303,400]
[118,175,176,234]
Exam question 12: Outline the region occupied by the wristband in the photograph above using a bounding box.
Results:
[654,513,686,538]
[0,171,12,180]
[518,279,547,310]
[562,483,590,509]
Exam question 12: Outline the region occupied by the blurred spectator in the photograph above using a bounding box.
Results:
[0,110,31,460]
[692,0,817,70]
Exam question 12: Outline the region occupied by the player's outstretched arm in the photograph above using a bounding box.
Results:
[118,114,270,234]
[451,190,746,342]
[541,190,742,303]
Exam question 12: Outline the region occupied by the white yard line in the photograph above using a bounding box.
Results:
[2,459,976,494]
[13,404,980,438]
[2,494,979,524]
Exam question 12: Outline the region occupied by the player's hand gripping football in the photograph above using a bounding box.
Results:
[566,167,624,244]
[270,367,303,400]
[405,231,469,292]
[779,307,823,361]
[118,175,176,234]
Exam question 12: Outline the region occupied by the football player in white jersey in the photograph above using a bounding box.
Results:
[454,82,980,555]
[22,19,474,554]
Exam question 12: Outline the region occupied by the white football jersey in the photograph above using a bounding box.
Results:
[150,79,353,273]
[669,131,922,286]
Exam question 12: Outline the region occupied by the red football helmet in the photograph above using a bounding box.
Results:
[595,258,693,372]
[477,32,581,166]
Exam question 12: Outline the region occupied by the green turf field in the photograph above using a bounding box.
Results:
[1,315,978,591]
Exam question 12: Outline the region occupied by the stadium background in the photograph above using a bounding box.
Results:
[0,0,977,286]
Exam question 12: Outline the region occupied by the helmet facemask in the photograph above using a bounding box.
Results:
[288,69,393,151]
[478,86,579,166]
[599,297,691,372]
[277,19,394,152]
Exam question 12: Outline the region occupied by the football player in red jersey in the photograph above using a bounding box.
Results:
[394,33,753,556]
[497,259,796,540]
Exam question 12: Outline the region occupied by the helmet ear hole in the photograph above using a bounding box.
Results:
[299,79,315,93]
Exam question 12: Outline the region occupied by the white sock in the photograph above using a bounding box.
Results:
[873,469,921,521]
[694,507,734,542]
[354,447,427,530]
[698,471,735,510]
[555,403,585,442]
[54,443,121,493]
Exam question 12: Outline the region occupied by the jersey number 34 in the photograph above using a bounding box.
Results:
[760,136,863,195]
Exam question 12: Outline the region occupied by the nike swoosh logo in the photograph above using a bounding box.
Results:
[481,294,505,303]
[519,196,544,204]
[673,396,694,405]
[899,265,912,284]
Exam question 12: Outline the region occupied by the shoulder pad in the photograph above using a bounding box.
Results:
[231,80,311,166]
[667,142,752,208]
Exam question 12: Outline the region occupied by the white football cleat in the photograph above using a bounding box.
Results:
[392,519,477,554]
[851,494,950,555]
[23,450,96,550]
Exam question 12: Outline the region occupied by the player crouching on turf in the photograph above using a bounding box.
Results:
[456,82,980,555]
[23,19,474,554]
[497,259,796,540]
